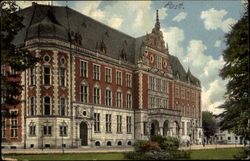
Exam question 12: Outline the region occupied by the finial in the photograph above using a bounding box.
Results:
[155,9,160,30]
[156,9,159,23]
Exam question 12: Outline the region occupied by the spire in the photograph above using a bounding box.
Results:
[155,9,160,30]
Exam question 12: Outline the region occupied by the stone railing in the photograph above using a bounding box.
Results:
[148,108,181,117]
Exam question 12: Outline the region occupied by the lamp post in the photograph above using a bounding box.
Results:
[215,135,217,150]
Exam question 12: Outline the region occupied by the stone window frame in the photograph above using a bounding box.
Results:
[29,121,36,137]
[105,87,112,107]
[43,66,51,86]
[59,97,66,116]
[59,67,66,87]
[116,88,123,108]
[126,116,132,134]
[105,114,112,133]
[126,73,132,88]
[30,96,36,116]
[148,95,155,108]
[93,83,101,104]
[175,86,179,98]
[43,96,52,115]
[116,115,122,133]
[181,88,185,99]
[10,110,18,138]
[93,64,100,80]
[80,81,88,103]
[80,60,88,78]
[186,89,190,101]
[162,79,167,93]
[163,98,168,108]
[126,91,132,109]
[94,113,100,133]
[59,122,68,137]
[105,67,112,83]
[116,70,122,86]
[29,67,36,86]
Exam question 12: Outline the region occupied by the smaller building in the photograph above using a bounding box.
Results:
[215,129,249,145]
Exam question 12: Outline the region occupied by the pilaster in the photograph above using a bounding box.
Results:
[52,50,59,115]
[35,50,42,115]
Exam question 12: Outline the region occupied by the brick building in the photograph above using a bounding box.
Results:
[1,3,203,149]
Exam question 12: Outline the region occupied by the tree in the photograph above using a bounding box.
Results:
[202,111,217,142]
[1,1,38,108]
[218,7,249,141]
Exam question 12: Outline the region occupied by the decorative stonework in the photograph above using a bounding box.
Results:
[52,50,59,115]
[35,50,41,115]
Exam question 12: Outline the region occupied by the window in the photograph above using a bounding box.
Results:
[59,67,66,87]
[162,80,167,93]
[181,88,185,99]
[43,125,52,136]
[175,87,179,98]
[116,71,122,85]
[186,90,190,100]
[163,99,167,108]
[126,93,132,109]
[94,113,100,132]
[116,91,122,108]
[80,60,88,77]
[105,88,112,106]
[156,78,161,92]
[143,122,147,135]
[156,98,161,108]
[59,125,67,136]
[10,111,18,138]
[126,73,132,87]
[29,123,36,136]
[60,98,66,116]
[126,116,132,133]
[30,96,35,116]
[80,83,88,103]
[106,114,112,132]
[228,137,231,141]
[105,68,112,83]
[93,64,100,80]
[117,115,122,133]
[2,116,6,138]
[30,67,36,86]
[93,87,100,104]
[43,66,50,85]
[10,66,17,75]
[155,55,162,69]
[44,96,51,115]
[191,91,195,101]
[149,76,155,90]
[149,96,155,108]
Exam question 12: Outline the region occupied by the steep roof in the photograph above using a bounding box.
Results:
[14,4,200,86]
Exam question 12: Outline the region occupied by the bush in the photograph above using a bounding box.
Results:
[151,135,179,151]
[140,141,161,152]
[124,150,170,160]
[234,148,250,160]
[133,140,147,152]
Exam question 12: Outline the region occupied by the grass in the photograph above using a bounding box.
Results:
[3,148,245,160]
[190,148,244,160]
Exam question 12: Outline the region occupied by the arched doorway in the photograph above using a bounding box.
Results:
[163,121,169,136]
[150,120,159,135]
[80,122,88,146]
[173,121,180,137]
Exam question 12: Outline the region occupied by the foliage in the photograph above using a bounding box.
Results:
[0,1,38,107]
[126,136,190,160]
[217,6,249,141]
[202,111,217,139]
[233,148,250,160]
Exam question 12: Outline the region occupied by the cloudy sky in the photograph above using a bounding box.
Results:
[17,1,246,114]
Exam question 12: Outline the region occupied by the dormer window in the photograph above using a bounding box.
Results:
[155,55,162,69]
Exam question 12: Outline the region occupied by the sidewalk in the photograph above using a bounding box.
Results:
[2,144,246,154]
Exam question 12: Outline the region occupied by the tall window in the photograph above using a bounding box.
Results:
[105,88,112,106]
[116,91,122,108]
[30,96,35,116]
[2,116,6,138]
[10,111,18,138]
[43,66,50,85]
[44,96,51,115]
[149,76,155,90]
[30,67,36,86]
[163,99,167,108]
[80,83,88,103]
[126,93,132,109]
[116,71,122,85]
[126,73,132,88]
[149,96,155,108]
[93,87,100,104]
[106,114,112,132]
[181,88,185,99]
[143,122,147,135]
[105,68,112,83]
[59,125,67,136]
[80,60,88,77]
[117,115,122,133]
[29,123,36,136]
[156,98,161,108]
[162,80,167,93]
[186,90,190,100]
[126,116,132,133]
[43,125,52,136]
[175,87,179,98]
[156,78,161,92]
[59,67,66,87]
[93,64,100,80]
[94,113,100,132]
[60,98,66,116]
[155,55,162,69]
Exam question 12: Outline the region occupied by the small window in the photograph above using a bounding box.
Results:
[117,141,122,146]
[44,55,50,62]
[30,144,34,148]
[82,111,87,116]
[128,141,132,145]
[45,144,50,148]
[107,141,112,146]
[95,141,100,146]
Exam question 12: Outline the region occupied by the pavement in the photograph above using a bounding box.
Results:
[1,144,247,155]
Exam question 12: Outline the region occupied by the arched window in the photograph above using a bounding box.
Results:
[117,141,122,146]
[44,96,51,115]
[29,121,36,136]
[127,141,132,146]
[126,91,132,109]
[93,83,100,104]
[107,141,112,146]
[30,96,36,116]
[95,141,100,146]
[116,89,122,108]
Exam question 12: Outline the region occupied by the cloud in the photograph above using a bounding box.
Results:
[200,8,236,32]
[172,12,187,22]
[214,40,222,47]
[158,8,168,20]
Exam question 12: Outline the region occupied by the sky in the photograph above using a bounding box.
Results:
[17,0,247,115]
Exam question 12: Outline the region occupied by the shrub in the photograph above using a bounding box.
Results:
[234,148,250,160]
[140,141,161,152]
[133,140,147,152]
[124,150,170,160]
[151,135,179,151]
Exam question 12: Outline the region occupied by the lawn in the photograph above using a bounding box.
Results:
[3,148,244,160]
